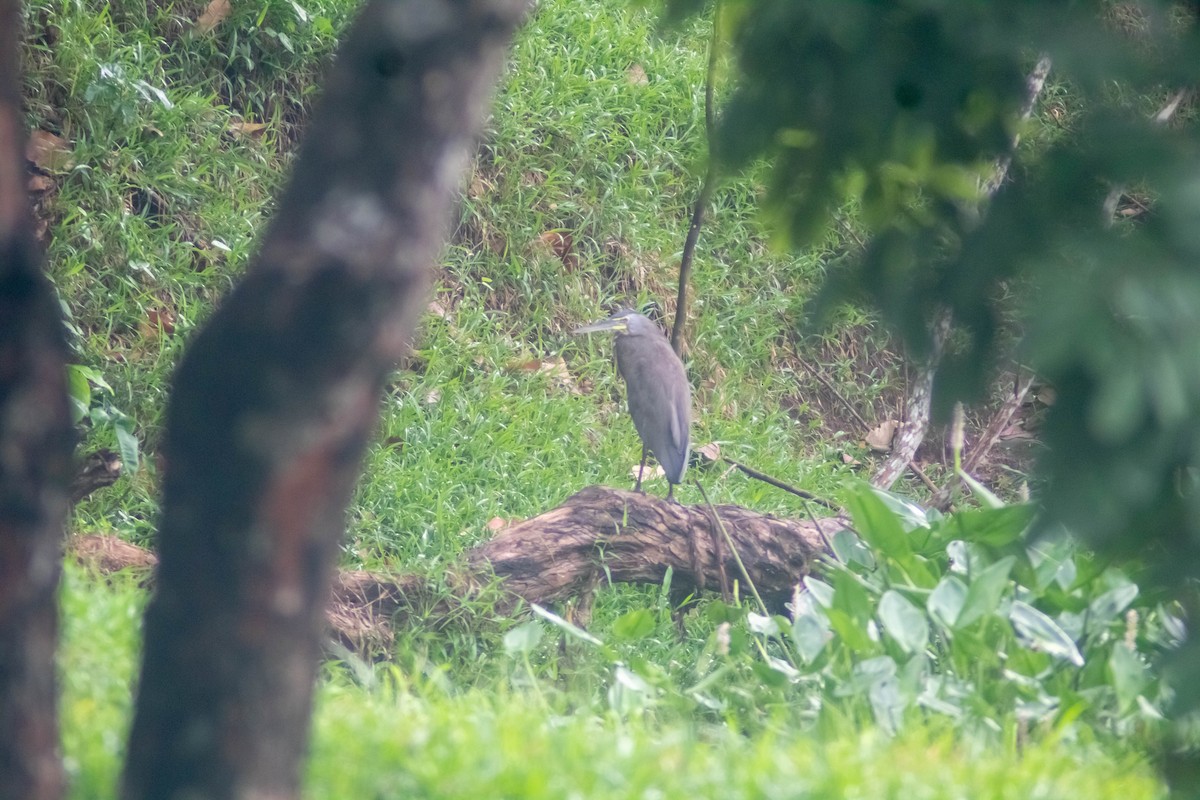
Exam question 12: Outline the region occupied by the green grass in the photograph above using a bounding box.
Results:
[59,566,1166,799]
[25,0,1173,794]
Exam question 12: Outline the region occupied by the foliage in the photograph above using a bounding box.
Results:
[66,364,139,471]
[490,482,1174,745]
[57,562,1167,799]
[664,0,1200,598]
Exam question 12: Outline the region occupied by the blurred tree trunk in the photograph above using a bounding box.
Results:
[0,0,74,797]
[120,0,526,797]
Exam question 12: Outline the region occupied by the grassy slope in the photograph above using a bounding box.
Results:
[25,0,1163,795]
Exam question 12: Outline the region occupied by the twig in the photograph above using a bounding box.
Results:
[721,457,838,510]
[693,480,731,600]
[694,480,769,618]
[795,343,934,491]
[804,360,872,431]
[801,500,840,561]
[931,369,1035,510]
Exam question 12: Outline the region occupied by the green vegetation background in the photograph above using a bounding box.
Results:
[25,0,1166,794]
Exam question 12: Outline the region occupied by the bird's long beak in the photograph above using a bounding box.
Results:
[573,317,627,335]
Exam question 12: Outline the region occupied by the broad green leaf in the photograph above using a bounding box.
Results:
[1027,536,1077,592]
[803,577,835,609]
[747,612,784,638]
[957,556,1016,629]
[831,529,875,568]
[844,484,912,559]
[503,621,544,656]
[843,655,897,694]
[751,660,790,688]
[705,600,741,624]
[958,471,1004,509]
[844,485,937,587]
[878,590,929,654]
[870,487,931,529]
[832,568,876,625]
[843,656,906,733]
[611,608,655,641]
[1109,644,1149,713]
[792,610,830,664]
[827,608,875,654]
[928,576,967,629]
[760,655,800,683]
[114,419,140,473]
[946,540,969,574]
[66,371,90,429]
[69,363,112,393]
[1088,583,1139,626]
[66,365,91,424]
[1009,600,1084,666]
[949,505,1034,547]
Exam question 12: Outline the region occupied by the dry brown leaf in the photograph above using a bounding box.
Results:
[427,299,450,319]
[145,307,176,335]
[423,389,441,405]
[228,119,267,138]
[507,356,579,393]
[696,441,720,463]
[865,420,899,453]
[26,130,73,172]
[630,463,666,482]
[536,356,570,378]
[534,230,577,270]
[467,171,494,199]
[540,356,580,394]
[486,517,509,532]
[195,0,231,33]
[507,357,542,373]
[841,452,862,466]
[626,64,649,86]
[999,423,1038,442]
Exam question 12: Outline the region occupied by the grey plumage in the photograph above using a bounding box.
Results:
[575,310,691,498]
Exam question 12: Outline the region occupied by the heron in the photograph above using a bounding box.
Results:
[574,309,691,500]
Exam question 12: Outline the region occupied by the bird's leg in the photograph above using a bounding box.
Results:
[634,445,648,492]
[666,482,675,502]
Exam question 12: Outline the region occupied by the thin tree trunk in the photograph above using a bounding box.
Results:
[121,1,527,797]
[0,1,74,796]
[872,55,1052,492]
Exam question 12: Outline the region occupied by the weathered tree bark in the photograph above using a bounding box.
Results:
[70,449,122,504]
[73,487,840,657]
[121,1,527,797]
[0,1,74,796]
[466,487,833,611]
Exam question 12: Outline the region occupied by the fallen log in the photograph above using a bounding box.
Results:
[69,486,843,656]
